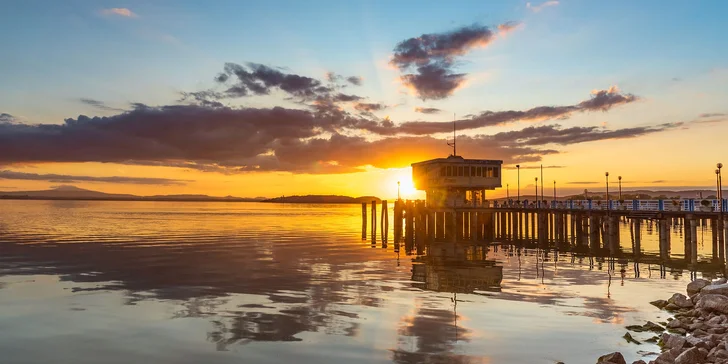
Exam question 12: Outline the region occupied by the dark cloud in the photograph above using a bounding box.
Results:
[215,62,332,100]
[354,103,387,112]
[357,87,639,135]
[79,98,126,112]
[333,93,363,102]
[0,94,668,175]
[179,91,225,108]
[391,24,517,100]
[0,113,16,123]
[491,123,680,146]
[0,170,190,185]
[413,107,442,114]
[346,76,362,86]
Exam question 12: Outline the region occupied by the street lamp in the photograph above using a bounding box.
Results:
[535,177,538,208]
[553,180,556,202]
[507,183,510,199]
[605,172,610,211]
[516,165,521,202]
[718,163,723,212]
[584,188,588,200]
[618,176,622,200]
[397,181,401,200]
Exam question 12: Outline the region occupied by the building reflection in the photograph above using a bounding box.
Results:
[411,242,502,293]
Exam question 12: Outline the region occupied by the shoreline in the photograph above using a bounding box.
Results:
[596,278,728,364]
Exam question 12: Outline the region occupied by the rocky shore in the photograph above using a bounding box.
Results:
[596,278,728,364]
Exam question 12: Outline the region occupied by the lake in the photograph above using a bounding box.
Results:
[0,200,722,363]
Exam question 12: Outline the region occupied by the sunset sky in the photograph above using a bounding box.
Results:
[1,1,727,199]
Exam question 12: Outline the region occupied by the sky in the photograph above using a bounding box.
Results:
[1,0,727,199]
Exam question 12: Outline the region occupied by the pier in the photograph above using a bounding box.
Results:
[361,198,728,275]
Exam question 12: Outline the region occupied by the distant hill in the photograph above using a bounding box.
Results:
[496,189,725,201]
[262,195,382,204]
[0,185,264,202]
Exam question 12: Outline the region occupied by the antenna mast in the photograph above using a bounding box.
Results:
[447,113,456,156]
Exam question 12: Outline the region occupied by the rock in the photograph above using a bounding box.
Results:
[697,294,728,314]
[663,334,687,349]
[689,322,706,331]
[675,347,706,364]
[623,332,641,345]
[668,327,687,335]
[667,319,684,329]
[708,315,725,325]
[686,335,709,348]
[597,352,626,364]
[702,283,728,296]
[669,293,695,308]
[644,336,660,343]
[653,348,681,364]
[714,278,728,285]
[688,279,711,296]
[693,328,710,337]
[631,361,646,364]
[665,303,680,311]
[650,299,669,309]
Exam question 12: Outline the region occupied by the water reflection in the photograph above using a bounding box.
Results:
[0,200,723,364]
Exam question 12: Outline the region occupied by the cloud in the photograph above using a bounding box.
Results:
[413,107,442,114]
[346,76,362,86]
[490,123,680,146]
[391,24,517,100]
[354,103,387,112]
[214,63,334,101]
[356,86,639,135]
[699,113,726,118]
[0,170,190,185]
[526,1,559,12]
[101,8,137,18]
[79,98,126,112]
[566,181,599,185]
[0,113,17,123]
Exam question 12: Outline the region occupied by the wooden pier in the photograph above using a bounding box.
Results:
[362,199,728,274]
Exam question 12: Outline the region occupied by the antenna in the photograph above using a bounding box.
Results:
[447,113,456,156]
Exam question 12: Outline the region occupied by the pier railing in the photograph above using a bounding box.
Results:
[479,199,728,212]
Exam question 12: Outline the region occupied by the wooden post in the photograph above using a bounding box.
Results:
[470,211,478,241]
[589,215,600,251]
[371,200,377,243]
[362,202,367,240]
[405,201,414,253]
[690,217,698,265]
[381,200,388,243]
[446,211,456,242]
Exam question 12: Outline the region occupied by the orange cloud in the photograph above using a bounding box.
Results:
[526,1,559,12]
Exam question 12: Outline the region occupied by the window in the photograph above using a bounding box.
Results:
[486,167,493,178]
[446,166,452,176]
[458,166,464,176]
[440,166,446,176]
[470,166,476,177]
[493,167,499,178]
[477,167,482,177]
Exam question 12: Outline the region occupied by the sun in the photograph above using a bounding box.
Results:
[398,178,417,198]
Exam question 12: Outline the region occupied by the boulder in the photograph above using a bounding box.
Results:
[667,319,684,329]
[687,279,711,296]
[653,348,681,364]
[708,315,725,325]
[686,335,709,349]
[670,293,695,308]
[675,347,706,364]
[702,283,728,296]
[665,303,680,311]
[597,352,626,364]
[697,294,728,314]
[664,334,687,349]
[631,361,646,364]
[650,300,669,309]
[714,278,728,285]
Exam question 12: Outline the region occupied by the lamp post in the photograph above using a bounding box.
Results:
[718,163,723,212]
[584,188,588,200]
[507,184,510,199]
[618,176,622,200]
[605,172,610,211]
[535,177,538,208]
[397,181,401,201]
[516,165,521,202]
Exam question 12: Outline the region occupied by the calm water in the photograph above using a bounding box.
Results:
[0,200,722,364]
